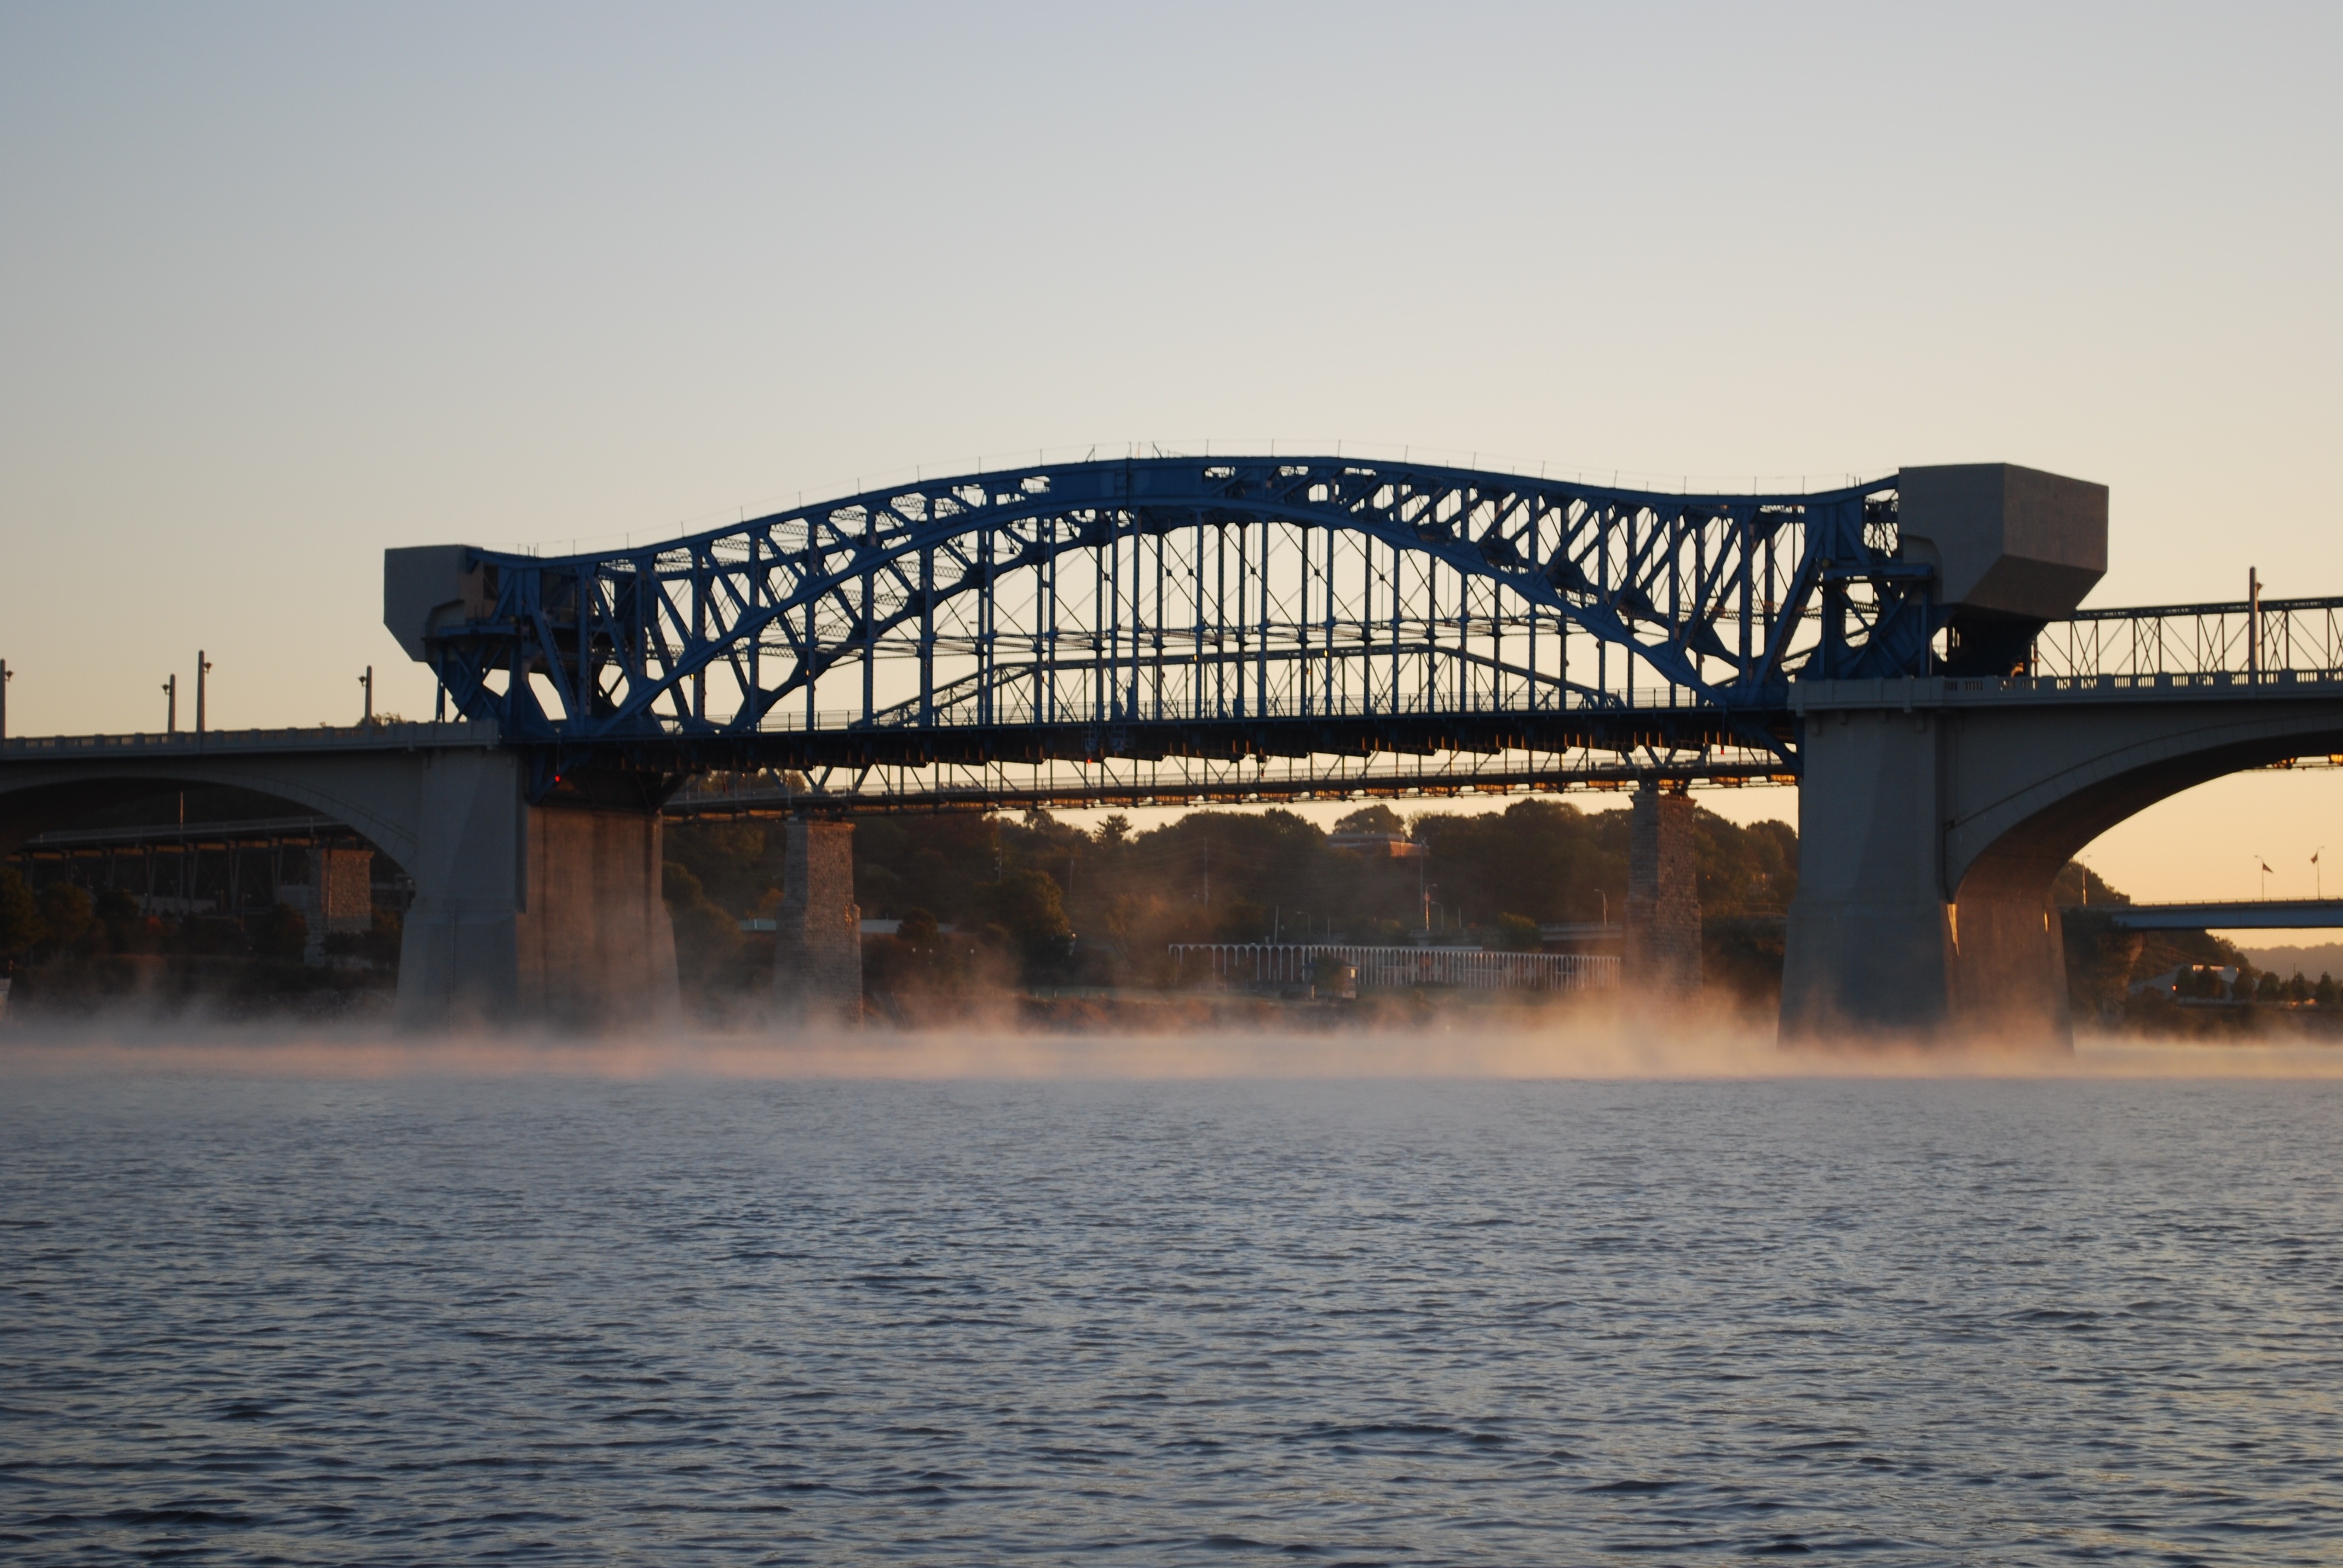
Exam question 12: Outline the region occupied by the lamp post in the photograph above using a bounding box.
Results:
[163,673,177,734]
[2315,847,2325,900]
[359,666,374,725]
[195,651,213,737]
[0,659,11,742]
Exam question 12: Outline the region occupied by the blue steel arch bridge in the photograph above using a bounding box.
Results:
[387,454,1932,807]
[8,448,2341,1037]
[385,451,2342,811]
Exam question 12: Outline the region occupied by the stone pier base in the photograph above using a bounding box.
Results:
[301,846,375,963]
[1625,783,1703,997]
[773,817,861,1027]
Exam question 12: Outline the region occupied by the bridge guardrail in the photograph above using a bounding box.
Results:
[1171,941,1619,993]
[1799,670,2343,712]
[0,720,499,757]
[2034,595,2343,680]
[744,684,1730,734]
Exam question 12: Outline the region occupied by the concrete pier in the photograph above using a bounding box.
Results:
[1778,708,1969,1039]
[772,817,861,1027]
[395,750,680,1028]
[1624,783,1702,996]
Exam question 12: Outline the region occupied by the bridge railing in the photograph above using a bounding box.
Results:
[1169,942,1620,992]
[0,720,498,756]
[719,681,1743,737]
[2034,596,2343,680]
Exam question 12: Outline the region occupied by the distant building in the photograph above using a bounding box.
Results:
[1327,831,1423,859]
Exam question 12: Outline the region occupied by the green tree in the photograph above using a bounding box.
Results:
[1213,897,1267,944]
[0,869,42,957]
[37,884,95,952]
[1333,804,1405,837]
[664,822,785,915]
[662,860,744,994]
[252,903,306,961]
[1492,912,1541,951]
[896,906,940,952]
[981,869,1073,970]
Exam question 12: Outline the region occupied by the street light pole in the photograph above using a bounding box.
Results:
[195,651,213,737]
[0,659,11,742]
[359,666,374,724]
[163,673,177,734]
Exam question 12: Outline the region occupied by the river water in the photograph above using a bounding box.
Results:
[4,1048,2340,1564]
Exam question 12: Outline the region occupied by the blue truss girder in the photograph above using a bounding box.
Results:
[421,457,1922,759]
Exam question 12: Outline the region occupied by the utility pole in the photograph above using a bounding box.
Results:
[359,666,374,724]
[0,659,11,742]
[195,651,213,737]
[163,673,177,734]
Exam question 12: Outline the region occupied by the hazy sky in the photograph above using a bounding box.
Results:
[3,2,2337,904]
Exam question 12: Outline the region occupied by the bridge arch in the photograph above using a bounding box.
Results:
[1783,684,2343,1042]
[392,456,1919,762]
[0,757,422,869]
[1947,707,2343,902]
[0,737,681,1027]
[1941,701,2343,1032]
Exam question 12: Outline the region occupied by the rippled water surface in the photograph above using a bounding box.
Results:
[4,1059,2341,1564]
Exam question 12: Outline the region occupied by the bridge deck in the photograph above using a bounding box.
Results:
[2076,900,2343,930]
[0,721,500,759]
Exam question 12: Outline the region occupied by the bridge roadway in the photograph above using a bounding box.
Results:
[4,455,2341,1040]
[2080,900,2343,931]
[0,722,676,1028]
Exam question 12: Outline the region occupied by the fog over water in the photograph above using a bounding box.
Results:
[5,1028,2341,1564]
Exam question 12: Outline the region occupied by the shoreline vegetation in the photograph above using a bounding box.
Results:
[4,800,2337,1039]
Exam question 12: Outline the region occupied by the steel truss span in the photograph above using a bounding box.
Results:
[423,456,1920,786]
